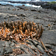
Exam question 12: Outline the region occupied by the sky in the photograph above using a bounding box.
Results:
[11,0,56,1]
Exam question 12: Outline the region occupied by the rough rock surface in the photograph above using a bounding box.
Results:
[0,5,56,56]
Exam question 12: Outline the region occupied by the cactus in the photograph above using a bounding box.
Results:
[0,21,43,42]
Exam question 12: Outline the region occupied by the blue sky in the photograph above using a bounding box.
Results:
[12,0,56,1]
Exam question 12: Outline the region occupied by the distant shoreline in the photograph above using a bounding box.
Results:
[0,1,56,10]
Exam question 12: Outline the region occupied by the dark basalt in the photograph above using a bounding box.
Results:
[0,5,56,56]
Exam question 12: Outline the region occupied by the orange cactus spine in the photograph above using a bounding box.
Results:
[3,33,7,38]
[1,27,4,34]
[25,29,28,35]
[31,26,33,31]
[0,31,2,35]
[23,21,27,27]
[5,28,10,33]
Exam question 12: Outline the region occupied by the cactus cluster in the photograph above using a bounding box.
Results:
[0,21,43,42]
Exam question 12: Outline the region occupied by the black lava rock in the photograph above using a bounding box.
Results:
[4,47,13,54]
[0,48,4,55]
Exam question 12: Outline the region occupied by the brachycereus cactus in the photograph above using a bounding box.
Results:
[0,21,43,42]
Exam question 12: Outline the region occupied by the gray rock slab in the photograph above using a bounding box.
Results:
[17,54,32,56]
[0,41,5,47]
[4,47,13,54]
[41,30,56,44]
